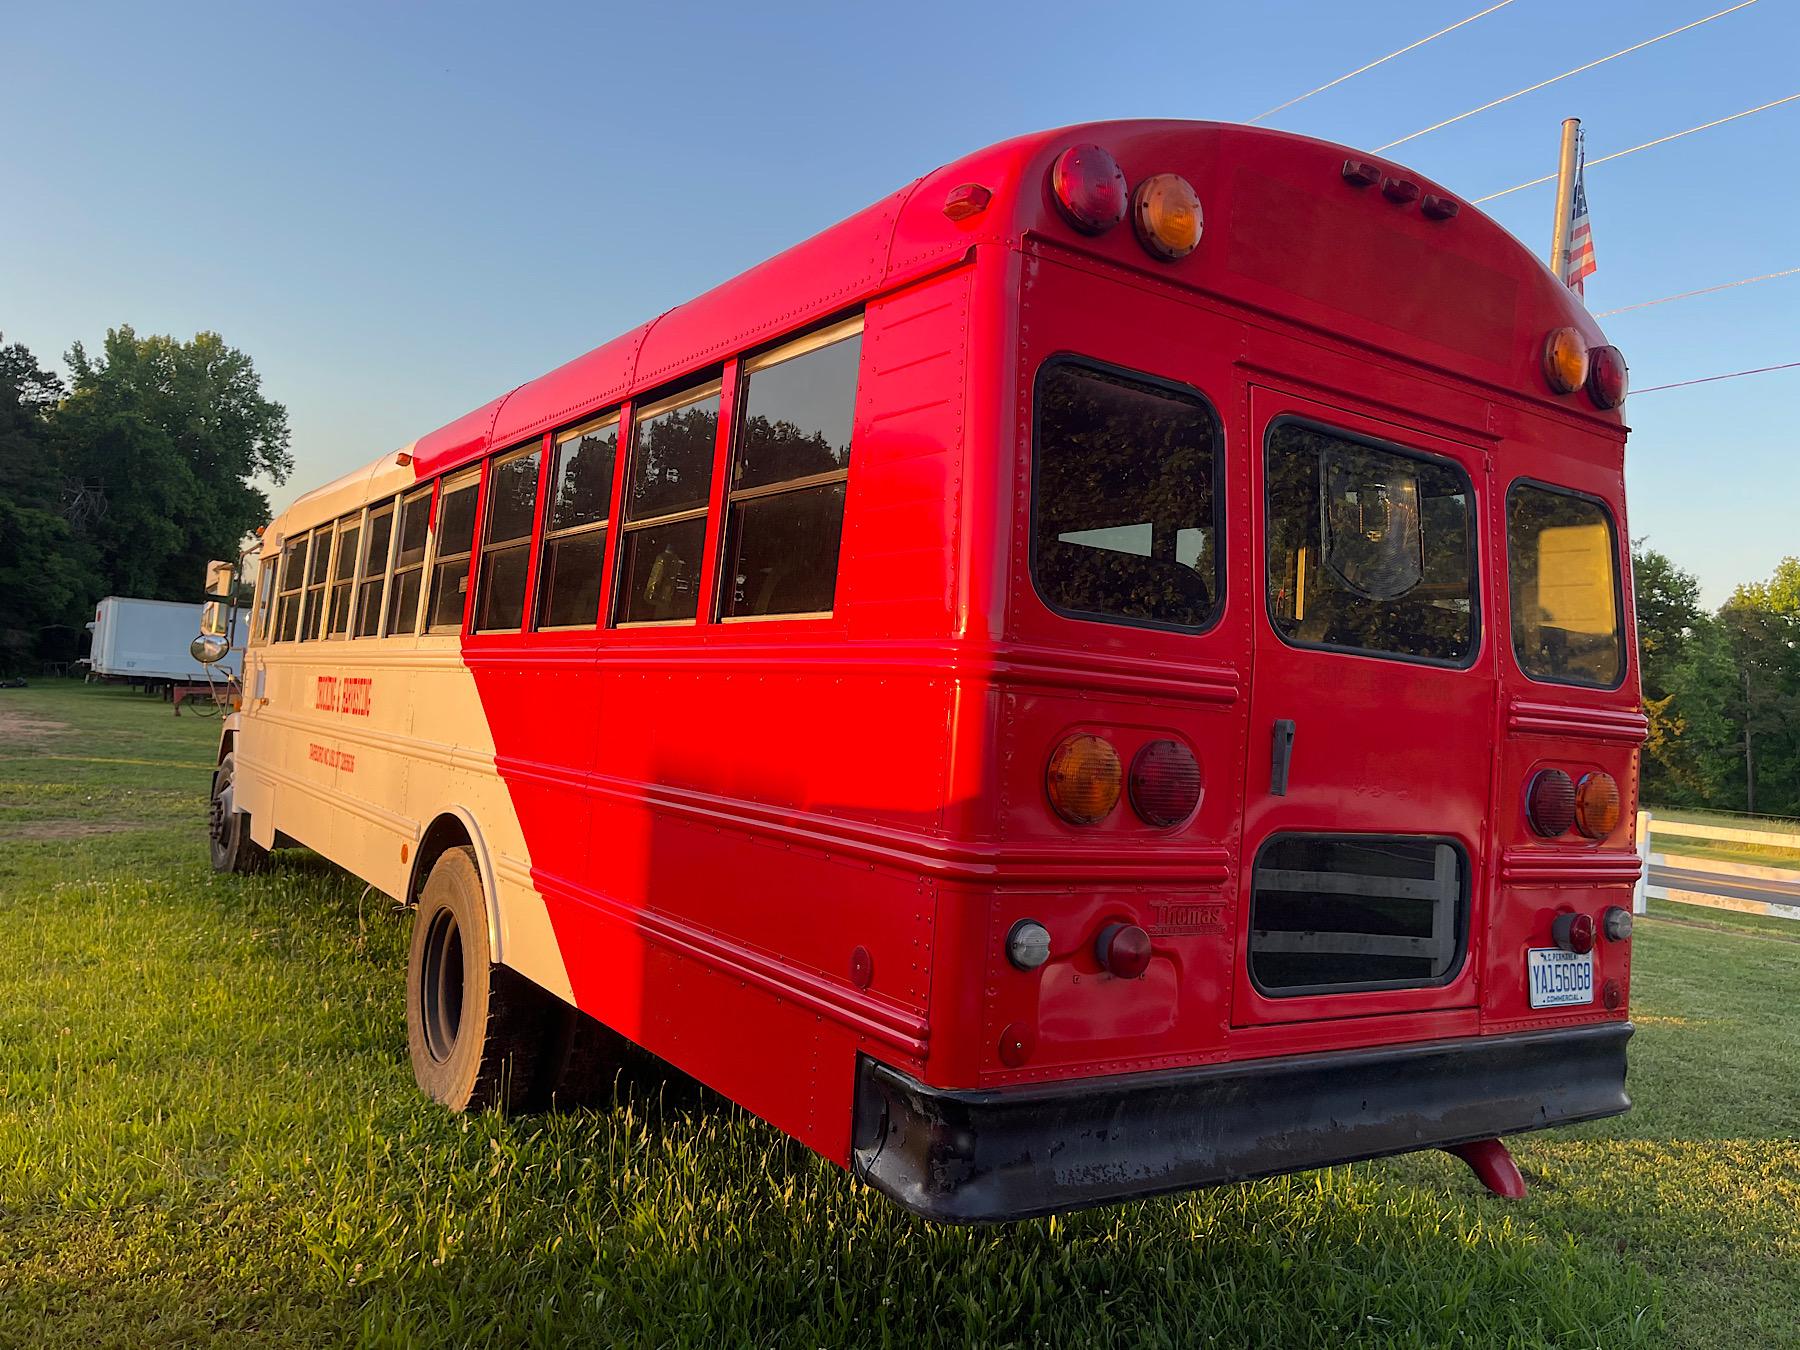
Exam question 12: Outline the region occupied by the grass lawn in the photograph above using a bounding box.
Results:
[3,680,1797,1348]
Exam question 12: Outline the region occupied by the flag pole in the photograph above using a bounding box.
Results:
[1548,116,1581,275]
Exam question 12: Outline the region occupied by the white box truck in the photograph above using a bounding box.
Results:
[86,596,243,686]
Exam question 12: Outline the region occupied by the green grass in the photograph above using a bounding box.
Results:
[3,681,1797,1348]
[1647,804,1800,873]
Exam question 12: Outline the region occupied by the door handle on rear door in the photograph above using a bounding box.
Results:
[1270,719,1296,796]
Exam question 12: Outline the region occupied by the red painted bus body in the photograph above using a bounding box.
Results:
[223,120,1641,1221]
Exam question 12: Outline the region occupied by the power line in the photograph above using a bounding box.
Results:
[1249,1,1518,124]
[1633,361,1800,395]
[1595,267,1800,317]
[1373,0,1759,152]
[1473,91,1800,201]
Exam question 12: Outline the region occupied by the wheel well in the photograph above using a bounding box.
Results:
[409,813,476,906]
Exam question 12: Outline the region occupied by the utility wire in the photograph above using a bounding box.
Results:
[1633,361,1800,395]
[1595,267,1800,317]
[1473,91,1800,200]
[1373,0,1759,151]
[1249,1,1518,124]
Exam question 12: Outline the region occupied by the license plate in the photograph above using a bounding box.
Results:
[1527,947,1595,1009]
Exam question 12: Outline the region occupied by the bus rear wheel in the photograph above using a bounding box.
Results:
[208,752,268,875]
[406,847,546,1114]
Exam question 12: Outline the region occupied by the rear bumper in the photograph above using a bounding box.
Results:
[851,1022,1630,1223]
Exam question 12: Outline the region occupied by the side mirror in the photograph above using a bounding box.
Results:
[191,633,231,666]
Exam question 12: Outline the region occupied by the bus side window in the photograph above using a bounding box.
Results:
[614,381,722,625]
[721,321,860,620]
[355,500,396,637]
[327,512,361,638]
[537,415,617,629]
[388,488,433,636]
[473,443,542,633]
[300,522,333,641]
[427,472,481,632]
[274,534,308,642]
[251,556,277,645]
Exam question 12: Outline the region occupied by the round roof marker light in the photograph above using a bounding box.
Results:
[1588,344,1628,409]
[1543,327,1590,395]
[1527,768,1577,838]
[1575,771,1622,839]
[1129,739,1202,826]
[1046,733,1122,825]
[1050,144,1128,235]
[1132,173,1203,260]
[1094,923,1153,978]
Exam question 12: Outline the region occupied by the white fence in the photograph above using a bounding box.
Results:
[1640,811,1800,922]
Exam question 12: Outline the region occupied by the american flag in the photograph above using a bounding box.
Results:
[1563,155,1596,295]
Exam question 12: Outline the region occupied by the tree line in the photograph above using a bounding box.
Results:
[0,328,290,670]
[1636,546,1800,818]
[1,326,1794,814]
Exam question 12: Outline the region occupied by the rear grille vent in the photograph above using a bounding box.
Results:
[1250,835,1467,996]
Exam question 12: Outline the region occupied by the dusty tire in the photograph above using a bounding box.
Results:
[406,847,547,1114]
[208,751,268,874]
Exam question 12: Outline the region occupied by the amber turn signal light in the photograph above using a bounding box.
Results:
[1543,328,1590,395]
[1132,173,1203,260]
[1046,733,1122,825]
[1575,771,1622,839]
[1050,144,1128,235]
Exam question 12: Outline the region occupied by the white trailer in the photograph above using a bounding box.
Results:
[86,596,242,685]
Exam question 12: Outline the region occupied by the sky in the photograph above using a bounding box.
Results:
[2,0,1794,606]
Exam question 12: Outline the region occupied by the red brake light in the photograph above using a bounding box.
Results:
[1527,769,1576,837]
[1129,740,1202,826]
[1588,344,1628,409]
[1049,144,1127,235]
[1094,923,1152,978]
[1575,771,1622,839]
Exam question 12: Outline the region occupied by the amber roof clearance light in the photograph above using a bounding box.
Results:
[1543,327,1590,395]
[1132,173,1203,260]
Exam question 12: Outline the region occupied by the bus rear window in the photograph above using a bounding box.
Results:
[1031,362,1221,631]
[1507,483,1623,687]
[1266,422,1475,664]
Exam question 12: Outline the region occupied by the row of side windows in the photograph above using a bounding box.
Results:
[254,317,861,646]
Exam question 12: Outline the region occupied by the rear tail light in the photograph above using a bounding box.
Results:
[1094,922,1152,978]
[1046,733,1122,825]
[1552,911,1596,955]
[1128,739,1202,826]
[1131,173,1203,260]
[1050,144,1128,235]
[1543,328,1590,395]
[1527,768,1577,837]
[1587,344,1628,409]
[1575,771,1622,839]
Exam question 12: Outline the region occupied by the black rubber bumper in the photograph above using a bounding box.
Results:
[851,1022,1631,1223]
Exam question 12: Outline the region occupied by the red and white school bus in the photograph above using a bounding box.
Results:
[206,120,1642,1222]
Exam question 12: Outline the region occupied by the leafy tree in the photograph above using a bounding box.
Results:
[1633,545,1712,805]
[0,338,95,671]
[52,326,292,603]
[1719,578,1800,816]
